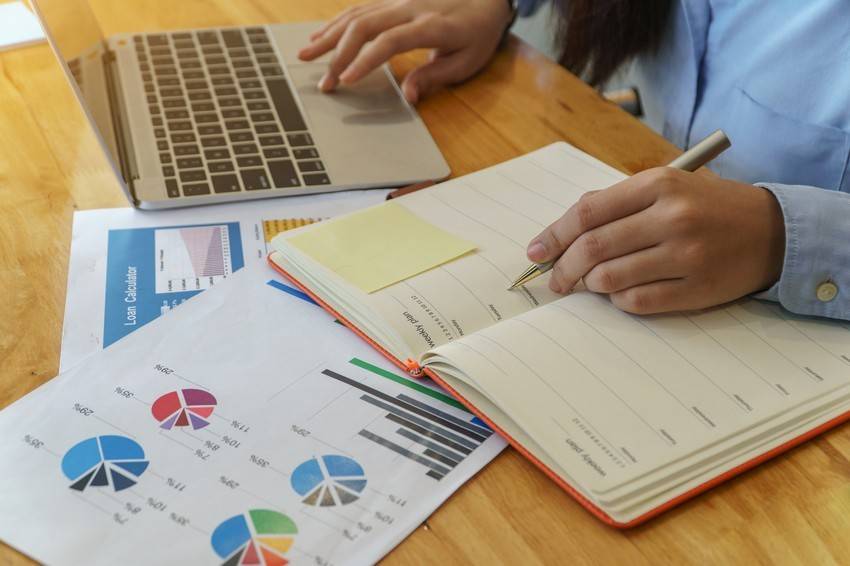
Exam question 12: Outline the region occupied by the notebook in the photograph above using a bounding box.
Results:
[268,142,850,527]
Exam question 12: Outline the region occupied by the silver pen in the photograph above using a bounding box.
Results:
[509,129,731,290]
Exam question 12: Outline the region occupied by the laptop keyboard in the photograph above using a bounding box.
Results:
[133,27,331,198]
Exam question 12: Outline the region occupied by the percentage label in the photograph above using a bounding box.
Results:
[154,364,174,375]
[204,440,220,452]
[114,387,134,399]
[125,503,142,515]
[221,435,241,448]
[73,403,94,416]
[194,449,210,461]
[231,420,250,433]
[220,476,240,490]
[147,497,167,512]
[170,512,190,527]
[388,495,407,507]
[166,478,187,492]
[23,435,43,449]
[249,455,269,468]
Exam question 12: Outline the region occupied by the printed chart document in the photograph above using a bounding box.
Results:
[269,142,850,526]
[0,264,505,565]
[61,189,388,370]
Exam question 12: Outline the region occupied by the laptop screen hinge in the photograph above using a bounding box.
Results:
[102,48,140,204]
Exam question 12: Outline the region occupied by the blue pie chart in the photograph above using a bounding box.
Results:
[61,435,149,492]
[290,455,367,507]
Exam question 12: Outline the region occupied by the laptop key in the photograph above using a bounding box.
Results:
[185,80,207,91]
[201,136,227,147]
[169,120,193,130]
[246,27,266,36]
[268,160,300,188]
[180,170,207,182]
[287,133,313,147]
[236,69,258,79]
[147,34,168,46]
[233,143,259,155]
[226,120,250,130]
[157,140,169,151]
[237,156,262,167]
[142,72,153,82]
[160,87,183,97]
[267,79,307,131]
[239,79,262,89]
[163,165,175,176]
[165,178,180,197]
[222,108,245,119]
[183,183,211,196]
[174,144,200,156]
[163,99,187,108]
[156,67,178,76]
[211,76,235,86]
[152,57,174,66]
[165,109,189,119]
[157,77,180,86]
[212,174,241,193]
[152,116,164,126]
[150,47,171,57]
[264,147,288,159]
[205,149,230,160]
[208,66,230,76]
[197,31,219,45]
[247,101,271,111]
[298,160,325,172]
[155,128,166,139]
[171,132,196,143]
[149,105,161,115]
[252,45,273,54]
[198,125,223,135]
[173,32,191,40]
[231,58,253,68]
[192,102,215,112]
[215,87,238,97]
[240,169,271,190]
[159,152,172,164]
[177,157,203,169]
[180,60,202,69]
[255,123,279,134]
[145,83,155,93]
[183,70,205,79]
[249,34,270,46]
[222,30,246,48]
[206,56,226,66]
[209,161,235,173]
[251,112,275,123]
[229,131,254,143]
[262,66,283,78]
[243,90,265,100]
[259,135,284,147]
[188,91,212,101]
[303,173,331,186]
[255,55,277,65]
[195,113,219,124]
[293,147,318,160]
[147,94,157,104]
[218,98,241,107]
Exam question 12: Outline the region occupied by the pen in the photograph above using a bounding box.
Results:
[508,129,732,290]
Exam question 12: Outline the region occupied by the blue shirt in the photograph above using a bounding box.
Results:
[625,0,850,320]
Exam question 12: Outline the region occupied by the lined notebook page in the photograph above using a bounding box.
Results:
[337,143,628,358]
[425,291,850,497]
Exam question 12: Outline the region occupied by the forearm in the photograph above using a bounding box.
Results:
[754,183,850,321]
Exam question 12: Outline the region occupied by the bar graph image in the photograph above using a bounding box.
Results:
[154,224,234,294]
[322,360,493,481]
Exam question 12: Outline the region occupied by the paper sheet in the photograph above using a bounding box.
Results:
[61,190,389,371]
[0,1,44,51]
[287,202,477,293]
[0,263,506,565]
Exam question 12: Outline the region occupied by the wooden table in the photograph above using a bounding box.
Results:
[2,1,848,564]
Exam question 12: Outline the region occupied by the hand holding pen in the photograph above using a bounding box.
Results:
[511,130,787,315]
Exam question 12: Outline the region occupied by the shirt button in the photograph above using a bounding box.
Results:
[816,281,838,302]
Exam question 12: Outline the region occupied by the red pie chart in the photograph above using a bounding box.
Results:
[151,388,217,430]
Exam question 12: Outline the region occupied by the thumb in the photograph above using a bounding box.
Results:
[401,50,478,103]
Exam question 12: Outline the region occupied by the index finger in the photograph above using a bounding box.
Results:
[527,172,660,264]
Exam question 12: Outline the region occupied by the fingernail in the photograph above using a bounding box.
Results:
[318,73,336,92]
[527,241,546,261]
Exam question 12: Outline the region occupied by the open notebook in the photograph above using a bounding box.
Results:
[269,143,850,527]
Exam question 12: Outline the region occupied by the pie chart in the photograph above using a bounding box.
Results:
[290,455,367,507]
[61,435,149,492]
[211,509,297,566]
[151,388,217,430]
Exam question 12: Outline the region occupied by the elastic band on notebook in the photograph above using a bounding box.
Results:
[405,359,423,377]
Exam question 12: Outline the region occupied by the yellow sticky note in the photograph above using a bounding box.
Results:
[287,202,476,293]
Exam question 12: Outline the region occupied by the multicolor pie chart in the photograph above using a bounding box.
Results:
[291,455,367,507]
[151,388,217,430]
[211,509,297,566]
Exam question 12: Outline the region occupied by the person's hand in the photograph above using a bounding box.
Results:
[526,168,786,314]
[298,0,513,103]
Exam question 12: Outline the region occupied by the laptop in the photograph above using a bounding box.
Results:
[30,0,450,209]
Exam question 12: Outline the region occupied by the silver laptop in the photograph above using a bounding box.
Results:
[31,0,450,209]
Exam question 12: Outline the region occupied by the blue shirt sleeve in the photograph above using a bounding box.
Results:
[754,183,850,321]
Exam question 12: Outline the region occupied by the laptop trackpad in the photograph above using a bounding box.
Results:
[288,64,441,185]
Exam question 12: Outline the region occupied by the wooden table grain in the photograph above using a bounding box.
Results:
[2,1,849,565]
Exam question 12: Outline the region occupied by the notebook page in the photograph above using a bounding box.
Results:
[422,292,850,495]
[272,143,627,360]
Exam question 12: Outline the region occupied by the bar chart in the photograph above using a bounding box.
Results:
[323,360,493,481]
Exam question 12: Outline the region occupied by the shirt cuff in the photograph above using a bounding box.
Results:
[753,183,850,320]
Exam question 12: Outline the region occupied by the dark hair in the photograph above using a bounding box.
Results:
[554,0,674,87]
